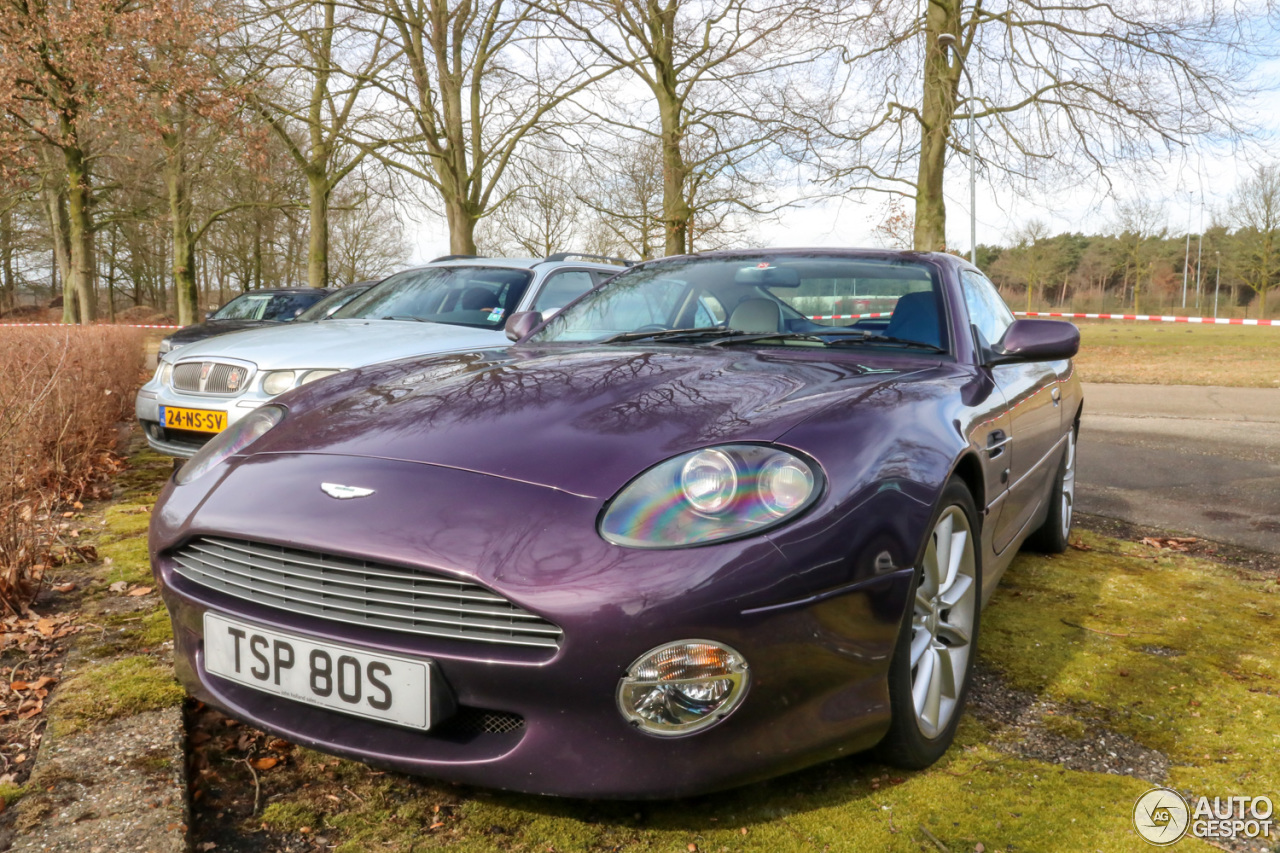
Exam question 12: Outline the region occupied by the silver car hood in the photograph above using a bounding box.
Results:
[163,319,506,370]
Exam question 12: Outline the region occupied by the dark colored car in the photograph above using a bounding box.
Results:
[294,281,377,322]
[149,250,1081,798]
[157,287,332,356]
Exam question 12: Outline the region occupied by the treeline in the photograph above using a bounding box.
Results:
[0,0,1273,324]
[978,168,1280,318]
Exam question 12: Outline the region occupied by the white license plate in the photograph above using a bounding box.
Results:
[203,613,433,730]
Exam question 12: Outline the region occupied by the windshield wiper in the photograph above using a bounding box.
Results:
[601,326,745,343]
[381,315,428,322]
[816,330,947,352]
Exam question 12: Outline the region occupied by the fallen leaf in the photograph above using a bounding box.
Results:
[249,756,279,771]
[109,581,129,593]
[36,618,55,637]
[73,501,83,510]
[53,583,75,593]
[127,587,154,597]
[9,681,29,691]
[430,822,445,830]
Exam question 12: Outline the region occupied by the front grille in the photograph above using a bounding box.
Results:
[172,537,563,649]
[442,708,525,737]
[173,363,202,391]
[172,361,249,394]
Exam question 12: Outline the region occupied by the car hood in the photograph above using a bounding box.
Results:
[256,345,938,499]
[166,319,506,370]
[167,319,275,346]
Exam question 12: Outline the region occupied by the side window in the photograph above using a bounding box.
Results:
[961,270,1015,347]
[693,295,727,327]
[533,270,595,314]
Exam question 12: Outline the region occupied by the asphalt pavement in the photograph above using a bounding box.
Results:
[1077,383,1280,555]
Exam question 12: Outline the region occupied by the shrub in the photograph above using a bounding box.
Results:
[0,326,145,609]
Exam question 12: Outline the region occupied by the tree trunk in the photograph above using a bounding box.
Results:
[913,0,961,252]
[0,206,13,312]
[443,191,478,255]
[307,169,330,286]
[163,128,200,325]
[41,184,75,323]
[64,145,97,322]
[658,94,691,256]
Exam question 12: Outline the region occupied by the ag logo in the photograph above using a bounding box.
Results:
[1134,787,1190,846]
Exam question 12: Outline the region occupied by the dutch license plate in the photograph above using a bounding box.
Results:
[203,613,432,730]
[161,405,227,434]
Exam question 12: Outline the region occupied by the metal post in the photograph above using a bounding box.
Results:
[1181,233,1190,308]
[1213,252,1221,319]
[1194,229,1204,309]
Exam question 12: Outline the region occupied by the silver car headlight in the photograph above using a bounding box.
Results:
[298,369,340,386]
[175,406,284,485]
[158,362,174,386]
[599,445,821,548]
[617,640,749,736]
[261,370,297,396]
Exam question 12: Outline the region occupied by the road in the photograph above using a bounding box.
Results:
[1076,383,1280,554]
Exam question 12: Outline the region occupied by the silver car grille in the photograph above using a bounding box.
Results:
[172,361,250,395]
[172,537,564,649]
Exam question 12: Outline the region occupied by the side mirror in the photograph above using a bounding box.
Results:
[985,319,1079,366]
[204,311,214,321]
[504,311,543,342]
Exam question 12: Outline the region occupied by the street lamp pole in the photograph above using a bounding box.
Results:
[938,33,976,266]
[1213,251,1221,319]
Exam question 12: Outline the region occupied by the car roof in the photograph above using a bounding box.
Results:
[422,255,631,272]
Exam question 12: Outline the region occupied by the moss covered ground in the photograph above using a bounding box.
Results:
[197,528,1279,853]
[45,445,183,735]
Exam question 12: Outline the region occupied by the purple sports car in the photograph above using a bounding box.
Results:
[150,250,1082,798]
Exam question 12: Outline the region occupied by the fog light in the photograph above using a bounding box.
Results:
[617,640,748,735]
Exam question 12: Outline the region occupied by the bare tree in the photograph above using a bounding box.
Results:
[479,146,580,257]
[829,0,1271,252]
[347,0,615,255]
[546,0,840,257]
[1227,163,1280,317]
[328,184,411,283]
[223,0,394,287]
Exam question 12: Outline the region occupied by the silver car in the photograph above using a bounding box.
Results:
[136,255,626,457]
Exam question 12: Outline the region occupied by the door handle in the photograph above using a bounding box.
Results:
[1051,386,1062,404]
[985,430,1010,457]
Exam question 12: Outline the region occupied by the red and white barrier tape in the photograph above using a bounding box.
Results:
[806,312,894,320]
[1016,311,1277,326]
[0,322,183,329]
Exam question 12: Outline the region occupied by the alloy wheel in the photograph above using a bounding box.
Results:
[910,505,978,739]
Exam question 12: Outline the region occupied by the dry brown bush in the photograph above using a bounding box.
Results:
[0,327,145,610]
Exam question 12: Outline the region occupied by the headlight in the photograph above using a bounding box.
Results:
[599,444,821,548]
[298,369,339,386]
[617,640,749,736]
[261,370,297,396]
[159,363,173,386]
[175,405,284,485]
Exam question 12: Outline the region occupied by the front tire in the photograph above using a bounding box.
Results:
[876,478,981,769]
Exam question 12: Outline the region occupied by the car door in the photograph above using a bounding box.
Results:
[529,269,599,317]
[961,271,1061,553]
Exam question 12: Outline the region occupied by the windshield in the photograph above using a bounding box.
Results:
[532,254,948,352]
[296,284,373,321]
[213,291,327,321]
[332,266,533,329]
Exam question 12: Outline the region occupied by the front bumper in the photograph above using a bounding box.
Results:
[138,387,268,458]
[150,453,917,798]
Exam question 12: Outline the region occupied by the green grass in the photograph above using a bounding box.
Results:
[51,655,185,733]
[1073,321,1280,386]
[232,532,1280,852]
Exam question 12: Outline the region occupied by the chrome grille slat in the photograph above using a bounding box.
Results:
[173,537,563,649]
[173,551,553,625]
[173,363,202,392]
[190,540,506,602]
